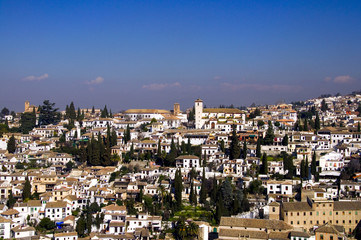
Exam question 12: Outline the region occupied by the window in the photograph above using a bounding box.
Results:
[320,234,324,240]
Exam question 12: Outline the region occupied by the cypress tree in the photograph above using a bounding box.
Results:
[311,151,317,176]
[300,159,306,179]
[189,181,194,205]
[305,156,309,179]
[203,152,207,166]
[256,138,261,158]
[199,168,207,204]
[69,102,76,120]
[174,169,183,209]
[211,175,218,205]
[193,185,197,206]
[315,113,320,131]
[65,105,69,119]
[230,125,240,160]
[358,122,360,132]
[242,141,247,159]
[7,135,16,153]
[186,137,192,154]
[261,152,268,174]
[157,139,162,157]
[22,177,32,201]
[126,124,131,143]
[76,215,86,237]
[282,134,289,146]
[111,129,117,147]
[303,118,308,131]
[264,121,275,145]
[220,139,225,153]
[6,191,16,209]
[92,106,95,114]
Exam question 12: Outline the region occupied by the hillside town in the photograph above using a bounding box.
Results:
[0,92,361,240]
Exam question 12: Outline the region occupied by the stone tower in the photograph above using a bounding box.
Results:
[195,99,203,129]
[269,201,281,220]
[25,100,30,112]
[174,103,180,115]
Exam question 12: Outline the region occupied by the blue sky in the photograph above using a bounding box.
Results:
[0,0,360,112]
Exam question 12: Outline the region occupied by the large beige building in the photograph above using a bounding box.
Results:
[271,198,361,235]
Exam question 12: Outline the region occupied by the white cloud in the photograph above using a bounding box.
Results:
[86,76,104,85]
[213,76,222,80]
[333,75,353,83]
[142,82,181,91]
[22,73,49,81]
[324,75,353,83]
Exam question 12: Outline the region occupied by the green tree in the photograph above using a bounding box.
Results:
[6,191,16,209]
[7,135,16,153]
[311,151,317,176]
[264,121,274,145]
[220,178,233,212]
[174,169,183,209]
[37,217,56,232]
[38,100,60,126]
[76,215,86,237]
[22,177,32,201]
[165,138,177,166]
[256,138,261,158]
[189,181,195,205]
[210,175,218,205]
[282,134,289,146]
[1,107,10,116]
[199,168,207,204]
[69,102,76,120]
[101,105,108,118]
[315,113,321,131]
[303,118,308,131]
[321,99,328,112]
[229,125,240,160]
[300,159,306,179]
[220,139,225,153]
[242,141,247,159]
[20,110,36,134]
[305,157,309,179]
[261,152,268,174]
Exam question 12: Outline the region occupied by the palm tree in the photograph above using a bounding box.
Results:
[187,222,199,239]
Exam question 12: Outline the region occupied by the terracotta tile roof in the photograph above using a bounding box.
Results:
[219,228,268,239]
[220,217,292,231]
[54,232,78,237]
[282,202,312,212]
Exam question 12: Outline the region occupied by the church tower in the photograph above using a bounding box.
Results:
[25,100,30,112]
[173,103,180,115]
[195,99,203,129]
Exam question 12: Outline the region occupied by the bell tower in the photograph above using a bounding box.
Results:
[195,99,203,129]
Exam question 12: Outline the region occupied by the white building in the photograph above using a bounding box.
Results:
[175,155,200,169]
